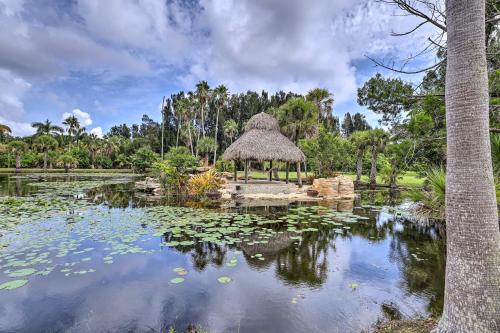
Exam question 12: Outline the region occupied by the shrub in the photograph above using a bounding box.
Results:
[164,147,198,172]
[94,155,113,169]
[187,169,223,197]
[130,147,159,173]
[215,159,234,173]
[153,160,190,195]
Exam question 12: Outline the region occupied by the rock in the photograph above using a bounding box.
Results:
[312,175,355,199]
[135,177,162,194]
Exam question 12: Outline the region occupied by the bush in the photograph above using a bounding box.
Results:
[187,169,223,197]
[70,148,90,168]
[300,126,354,177]
[130,147,159,173]
[154,160,190,195]
[94,155,113,169]
[164,147,198,172]
[215,159,234,173]
[21,151,42,168]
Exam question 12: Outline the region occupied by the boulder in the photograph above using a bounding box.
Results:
[312,175,355,199]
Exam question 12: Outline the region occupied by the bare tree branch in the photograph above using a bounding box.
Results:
[366,56,445,74]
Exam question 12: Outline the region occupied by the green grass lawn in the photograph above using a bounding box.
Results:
[236,170,425,188]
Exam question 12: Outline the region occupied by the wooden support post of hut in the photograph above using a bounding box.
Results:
[233,161,237,182]
[244,159,248,184]
[285,162,289,184]
[269,160,273,182]
[222,112,305,187]
[296,161,302,187]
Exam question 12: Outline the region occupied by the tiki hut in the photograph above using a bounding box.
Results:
[222,112,305,185]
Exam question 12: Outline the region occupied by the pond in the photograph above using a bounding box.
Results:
[0,173,445,333]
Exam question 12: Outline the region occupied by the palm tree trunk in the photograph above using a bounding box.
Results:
[436,0,500,331]
[43,150,48,170]
[15,153,21,172]
[369,148,378,187]
[356,148,363,183]
[188,124,194,156]
[213,107,220,165]
[201,104,205,138]
[176,117,181,148]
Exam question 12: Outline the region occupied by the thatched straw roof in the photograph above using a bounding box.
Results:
[222,112,305,162]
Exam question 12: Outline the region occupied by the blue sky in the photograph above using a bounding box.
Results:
[0,0,438,137]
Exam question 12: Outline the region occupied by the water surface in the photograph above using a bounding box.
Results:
[0,174,445,333]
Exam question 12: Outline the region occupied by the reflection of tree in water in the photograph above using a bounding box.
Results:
[275,228,334,287]
[190,241,227,271]
[388,217,445,316]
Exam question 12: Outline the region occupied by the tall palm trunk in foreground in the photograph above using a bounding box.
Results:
[436,0,500,331]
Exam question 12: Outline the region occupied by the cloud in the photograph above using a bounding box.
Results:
[90,126,103,138]
[0,68,34,136]
[62,109,93,127]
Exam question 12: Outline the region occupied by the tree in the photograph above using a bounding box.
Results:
[306,88,334,128]
[352,113,371,132]
[0,124,12,141]
[436,0,500,331]
[31,119,63,136]
[357,73,414,129]
[367,129,388,187]
[213,85,228,164]
[382,140,411,189]
[7,140,28,172]
[57,153,77,173]
[223,119,238,144]
[341,112,355,137]
[62,115,80,137]
[108,124,131,139]
[130,147,159,173]
[197,137,217,167]
[275,97,319,144]
[33,135,58,170]
[195,81,210,138]
[349,131,370,184]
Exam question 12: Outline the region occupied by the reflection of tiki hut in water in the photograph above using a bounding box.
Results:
[223,112,305,185]
[240,231,296,268]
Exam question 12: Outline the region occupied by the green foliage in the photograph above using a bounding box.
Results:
[69,148,91,169]
[412,168,446,218]
[490,133,500,177]
[164,147,198,172]
[215,159,234,172]
[197,137,217,154]
[380,140,412,187]
[21,151,42,168]
[187,169,223,197]
[130,147,159,173]
[275,97,319,143]
[357,73,414,127]
[57,153,78,172]
[7,140,28,154]
[299,126,354,177]
[94,155,113,169]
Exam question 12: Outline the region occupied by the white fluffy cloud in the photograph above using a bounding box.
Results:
[90,126,103,138]
[62,109,93,127]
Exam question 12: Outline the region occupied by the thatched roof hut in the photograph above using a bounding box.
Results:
[222,112,305,184]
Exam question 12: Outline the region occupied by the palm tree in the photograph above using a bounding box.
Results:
[349,131,370,184]
[197,137,217,167]
[57,153,77,173]
[306,88,334,126]
[223,119,238,144]
[31,119,63,136]
[195,81,210,138]
[62,115,80,140]
[74,127,86,144]
[436,0,500,331]
[212,85,228,164]
[7,140,28,172]
[367,129,388,187]
[275,97,319,144]
[83,134,101,169]
[33,134,58,170]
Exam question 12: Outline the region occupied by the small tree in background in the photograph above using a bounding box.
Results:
[7,140,28,172]
[33,134,58,170]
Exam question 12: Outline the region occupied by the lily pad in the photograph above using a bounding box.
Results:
[170,277,185,284]
[0,279,28,290]
[7,268,36,278]
[217,276,232,284]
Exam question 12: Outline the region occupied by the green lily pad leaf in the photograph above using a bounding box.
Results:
[217,276,231,284]
[170,277,185,284]
[8,268,36,278]
[173,267,186,273]
[349,282,358,290]
[0,279,28,290]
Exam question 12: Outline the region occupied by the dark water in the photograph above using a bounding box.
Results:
[0,174,445,333]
